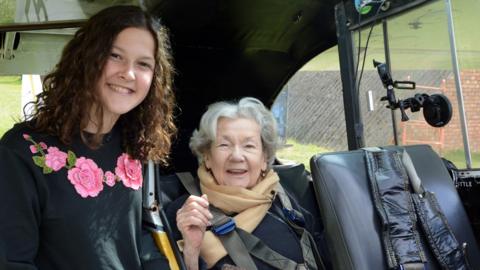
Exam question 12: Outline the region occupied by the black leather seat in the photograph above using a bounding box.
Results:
[271,163,321,227]
[310,144,480,270]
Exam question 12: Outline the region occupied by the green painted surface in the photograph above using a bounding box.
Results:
[0,77,22,137]
[0,0,15,23]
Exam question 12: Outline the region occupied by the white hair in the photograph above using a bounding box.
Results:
[189,97,279,168]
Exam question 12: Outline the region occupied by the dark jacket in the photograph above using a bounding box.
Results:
[165,186,330,270]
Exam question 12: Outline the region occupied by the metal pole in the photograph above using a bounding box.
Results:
[382,19,399,145]
[445,0,472,168]
[336,2,365,150]
[0,20,85,32]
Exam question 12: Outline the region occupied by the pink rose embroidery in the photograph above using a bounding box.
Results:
[115,153,143,190]
[29,145,37,153]
[105,171,116,187]
[25,134,142,198]
[45,147,67,171]
[30,143,47,153]
[67,157,104,198]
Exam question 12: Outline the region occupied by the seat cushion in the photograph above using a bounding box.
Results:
[310,144,480,270]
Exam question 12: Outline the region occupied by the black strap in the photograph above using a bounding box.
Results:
[364,150,427,269]
[175,172,323,270]
[236,228,304,270]
[175,172,201,198]
[218,229,258,270]
[401,150,469,270]
[365,149,471,270]
[413,192,469,270]
[271,189,325,270]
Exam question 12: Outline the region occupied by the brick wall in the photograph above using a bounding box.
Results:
[282,70,479,153]
[441,70,480,152]
[391,69,480,153]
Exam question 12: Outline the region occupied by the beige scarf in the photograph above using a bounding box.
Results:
[197,165,280,267]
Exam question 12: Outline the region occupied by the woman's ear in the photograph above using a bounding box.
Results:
[262,154,268,171]
[204,154,212,171]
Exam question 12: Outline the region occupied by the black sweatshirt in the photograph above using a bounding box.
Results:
[0,122,144,270]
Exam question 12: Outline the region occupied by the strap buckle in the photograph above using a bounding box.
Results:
[211,217,236,236]
[282,208,305,227]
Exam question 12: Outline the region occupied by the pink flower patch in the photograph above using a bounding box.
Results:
[67,157,104,198]
[25,133,141,198]
[115,153,143,190]
[105,171,116,187]
[45,147,68,171]
[30,142,48,154]
[29,145,38,153]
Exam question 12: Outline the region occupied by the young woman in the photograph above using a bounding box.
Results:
[0,5,176,269]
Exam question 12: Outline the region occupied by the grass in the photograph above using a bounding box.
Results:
[0,0,15,24]
[443,150,480,169]
[276,139,480,171]
[0,76,21,84]
[276,139,330,171]
[301,0,480,71]
[0,76,22,137]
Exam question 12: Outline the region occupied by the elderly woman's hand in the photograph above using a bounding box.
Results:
[176,194,213,260]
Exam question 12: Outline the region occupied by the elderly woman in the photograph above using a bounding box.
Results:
[166,97,327,270]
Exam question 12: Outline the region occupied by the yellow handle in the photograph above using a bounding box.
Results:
[151,230,180,270]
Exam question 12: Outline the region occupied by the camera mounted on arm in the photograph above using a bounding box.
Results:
[373,60,452,128]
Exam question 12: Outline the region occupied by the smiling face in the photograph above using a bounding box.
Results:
[204,117,268,188]
[95,27,156,126]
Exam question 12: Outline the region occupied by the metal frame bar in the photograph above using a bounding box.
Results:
[336,2,365,150]
[445,0,472,168]
[0,20,85,32]
[382,19,399,145]
[337,0,472,163]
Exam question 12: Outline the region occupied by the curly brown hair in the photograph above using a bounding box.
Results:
[31,5,176,164]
